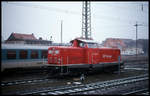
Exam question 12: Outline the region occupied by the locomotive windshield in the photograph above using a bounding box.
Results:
[87,43,98,48]
[79,42,98,48]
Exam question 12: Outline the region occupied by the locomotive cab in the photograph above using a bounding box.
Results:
[71,38,99,48]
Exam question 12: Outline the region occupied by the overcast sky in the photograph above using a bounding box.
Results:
[2,1,149,43]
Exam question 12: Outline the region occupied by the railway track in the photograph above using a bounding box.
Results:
[141,91,149,95]
[124,67,148,71]
[2,60,148,87]
[123,88,149,95]
[1,77,56,87]
[19,74,148,95]
[2,67,147,87]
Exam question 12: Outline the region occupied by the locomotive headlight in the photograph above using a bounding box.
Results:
[49,50,53,54]
[55,50,59,54]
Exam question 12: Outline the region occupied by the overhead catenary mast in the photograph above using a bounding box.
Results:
[134,21,143,58]
[82,1,92,40]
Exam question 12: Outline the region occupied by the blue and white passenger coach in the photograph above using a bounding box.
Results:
[1,43,51,72]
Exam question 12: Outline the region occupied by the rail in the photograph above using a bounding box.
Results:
[122,88,149,95]
[123,59,148,63]
[1,77,56,86]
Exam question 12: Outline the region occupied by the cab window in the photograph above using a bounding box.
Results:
[79,42,85,47]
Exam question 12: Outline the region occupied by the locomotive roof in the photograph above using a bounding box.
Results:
[70,38,98,44]
[78,39,98,43]
[1,43,51,50]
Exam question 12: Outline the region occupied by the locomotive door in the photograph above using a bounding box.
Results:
[88,50,98,64]
[92,53,98,64]
[87,51,98,71]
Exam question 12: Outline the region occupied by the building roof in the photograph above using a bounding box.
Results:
[11,32,37,40]
[103,38,126,48]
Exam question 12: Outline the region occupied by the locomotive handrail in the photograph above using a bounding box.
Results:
[61,57,63,73]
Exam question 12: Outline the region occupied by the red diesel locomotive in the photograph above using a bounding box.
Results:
[47,38,124,74]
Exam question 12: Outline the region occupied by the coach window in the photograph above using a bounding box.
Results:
[20,50,28,59]
[42,50,47,58]
[31,50,38,59]
[7,50,16,59]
